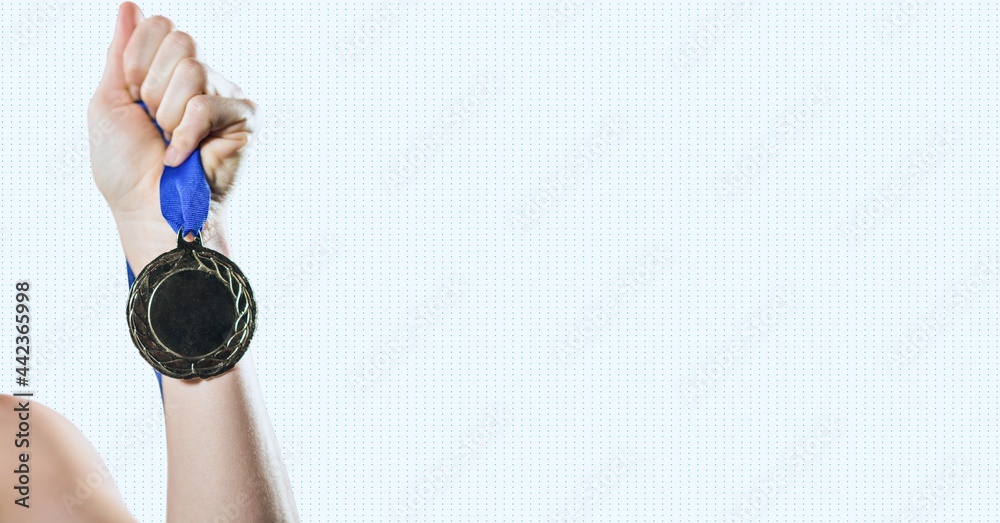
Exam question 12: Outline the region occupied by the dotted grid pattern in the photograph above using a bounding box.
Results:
[0,1,998,522]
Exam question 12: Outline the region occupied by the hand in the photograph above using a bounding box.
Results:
[89,2,256,213]
[88,2,255,270]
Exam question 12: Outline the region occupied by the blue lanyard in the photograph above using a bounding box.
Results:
[126,101,212,397]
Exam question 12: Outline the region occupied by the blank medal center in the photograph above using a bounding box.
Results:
[150,270,236,357]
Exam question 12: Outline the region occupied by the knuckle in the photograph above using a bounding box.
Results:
[144,15,175,34]
[186,94,212,119]
[176,57,208,84]
[165,30,197,55]
[122,53,145,81]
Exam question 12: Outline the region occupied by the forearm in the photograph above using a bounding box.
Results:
[162,354,297,522]
[115,212,298,523]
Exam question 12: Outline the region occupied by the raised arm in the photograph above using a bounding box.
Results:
[88,3,298,521]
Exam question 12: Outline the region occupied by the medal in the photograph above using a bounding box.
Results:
[127,229,257,380]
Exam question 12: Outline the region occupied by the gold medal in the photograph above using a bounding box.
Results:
[127,230,256,380]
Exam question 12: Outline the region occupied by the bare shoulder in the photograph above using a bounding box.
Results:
[0,394,137,523]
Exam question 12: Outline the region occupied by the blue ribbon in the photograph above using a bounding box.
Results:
[126,101,212,397]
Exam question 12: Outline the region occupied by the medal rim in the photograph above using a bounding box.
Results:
[127,231,256,380]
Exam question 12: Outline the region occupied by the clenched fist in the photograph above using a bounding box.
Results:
[89,2,255,271]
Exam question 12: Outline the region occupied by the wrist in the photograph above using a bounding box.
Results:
[113,210,177,274]
[113,206,232,275]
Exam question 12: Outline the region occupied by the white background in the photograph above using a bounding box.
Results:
[2,2,998,522]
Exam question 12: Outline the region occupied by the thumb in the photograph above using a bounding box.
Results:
[97,2,143,98]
